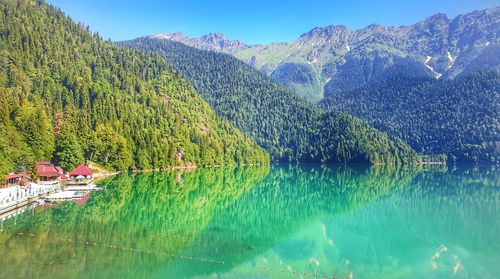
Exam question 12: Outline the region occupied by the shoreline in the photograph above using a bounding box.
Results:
[92,161,451,186]
[93,162,267,182]
[0,163,268,216]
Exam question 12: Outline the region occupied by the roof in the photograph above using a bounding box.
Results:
[69,165,93,176]
[36,163,60,177]
[55,166,64,173]
[5,173,29,180]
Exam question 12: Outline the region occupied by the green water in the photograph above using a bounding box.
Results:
[0,164,499,279]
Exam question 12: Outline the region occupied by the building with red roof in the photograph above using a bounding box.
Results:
[35,161,60,184]
[4,173,30,187]
[69,165,94,184]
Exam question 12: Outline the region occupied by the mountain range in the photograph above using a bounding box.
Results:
[0,0,498,179]
[150,7,499,102]
[124,6,499,163]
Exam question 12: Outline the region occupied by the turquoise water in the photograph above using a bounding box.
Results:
[0,164,499,278]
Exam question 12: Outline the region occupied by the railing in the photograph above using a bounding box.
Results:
[37,180,60,186]
[67,178,94,185]
[0,183,61,212]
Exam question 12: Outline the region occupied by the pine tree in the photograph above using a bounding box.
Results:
[54,128,84,170]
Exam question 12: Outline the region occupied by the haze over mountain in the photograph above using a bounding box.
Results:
[151,7,499,102]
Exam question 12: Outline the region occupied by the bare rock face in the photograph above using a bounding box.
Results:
[150,32,249,53]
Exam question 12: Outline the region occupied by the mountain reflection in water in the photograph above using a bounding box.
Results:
[0,164,498,279]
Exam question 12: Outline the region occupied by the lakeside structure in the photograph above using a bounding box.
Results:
[35,161,61,185]
[4,173,30,187]
[0,181,60,216]
[2,162,99,216]
[65,164,100,192]
[69,165,94,185]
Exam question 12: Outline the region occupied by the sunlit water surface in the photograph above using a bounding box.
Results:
[0,164,499,279]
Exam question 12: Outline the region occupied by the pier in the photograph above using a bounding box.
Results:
[0,182,61,216]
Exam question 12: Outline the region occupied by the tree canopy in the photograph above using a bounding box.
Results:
[321,71,500,162]
[123,38,420,165]
[0,0,268,176]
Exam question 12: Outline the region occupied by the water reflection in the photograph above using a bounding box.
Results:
[0,164,498,279]
[0,167,269,278]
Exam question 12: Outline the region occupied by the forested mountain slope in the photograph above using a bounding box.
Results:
[122,38,420,165]
[321,71,500,162]
[0,0,269,176]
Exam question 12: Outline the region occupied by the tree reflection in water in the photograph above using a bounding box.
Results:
[1,164,498,279]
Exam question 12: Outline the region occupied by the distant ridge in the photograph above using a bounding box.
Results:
[151,7,499,102]
[149,32,250,53]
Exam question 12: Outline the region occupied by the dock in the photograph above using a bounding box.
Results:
[0,183,61,216]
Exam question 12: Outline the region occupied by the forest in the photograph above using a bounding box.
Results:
[321,71,500,162]
[0,0,269,177]
[122,38,420,165]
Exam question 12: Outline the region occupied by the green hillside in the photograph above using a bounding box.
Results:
[0,0,269,176]
[321,71,500,162]
[122,38,420,165]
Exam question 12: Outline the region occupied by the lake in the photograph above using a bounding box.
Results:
[0,164,499,278]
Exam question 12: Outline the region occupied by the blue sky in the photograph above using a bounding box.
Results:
[47,0,498,44]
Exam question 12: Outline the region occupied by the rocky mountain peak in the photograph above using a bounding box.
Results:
[201,33,227,40]
[364,23,384,30]
[200,33,249,52]
[411,12,450,33]
[296,25,353,49]
[426,12,450,22]
[149,32,250,53]
[299,25,351,40]
[484,6,500,15]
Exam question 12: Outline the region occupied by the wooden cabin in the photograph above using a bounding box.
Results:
[35,161,60,185]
